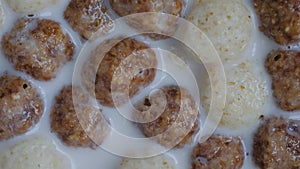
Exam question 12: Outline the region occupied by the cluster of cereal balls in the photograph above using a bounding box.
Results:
[252,1,300,168]
[1,0,299,169]
[0,1,201,169]
[190,0,300,169]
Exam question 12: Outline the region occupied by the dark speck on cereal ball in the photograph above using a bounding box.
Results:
[253,116,300,169]
[254,0,300,45]
[1,18,75,81]
[265,50,300,111]
[93,38,157,107]
[136,85,199,148]
[192,135,245,169]
[0,74,44,141]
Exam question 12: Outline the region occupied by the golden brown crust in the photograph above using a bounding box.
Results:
[94,38,157,107]
[136,85,199,148]
[0,74,44,141]
[254,0,300,45]
[64,0,113,39]
[253,116,300,169]
[1,18,75,81]
[50,86,108,148]
[265,50,300,111]
[192,135,244,169]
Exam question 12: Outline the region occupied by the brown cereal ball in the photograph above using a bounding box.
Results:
[110,0,183,39]
[0,74,44,141]
[1,18,75,81]
[64,0,113,39]
[136,85,199,148]
[110,0,182,16]
[50,86,109,148]
[254,0,300,45]
[253,116,300,169]
[192,135,244,169]
[93,38,157,107]
[265,50,300,111]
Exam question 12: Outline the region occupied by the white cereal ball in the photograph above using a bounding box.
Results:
[5,0,58,14]
[187,0,252,63]
[119,155,175,169]
[0,136,71,169]
[201,62,269,128]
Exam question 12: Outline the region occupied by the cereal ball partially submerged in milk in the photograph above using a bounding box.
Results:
[64,0,113,39]
[253,116,300,169]
[0,74,44,141]
[187,0,252,63]
[135,85,199,148]
[83,38,157,107]
[254,0,300,45]
[265,50,300,111]
[51,86,109,148]
[192,135,245,169]
[119,155,175,169]
[5,0,58,14]
[0,136,71,169]
[110,0,183,40]
[1,18,75,81]
[201,62,269,128]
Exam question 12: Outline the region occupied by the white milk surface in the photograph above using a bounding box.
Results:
[0,0,299,169]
